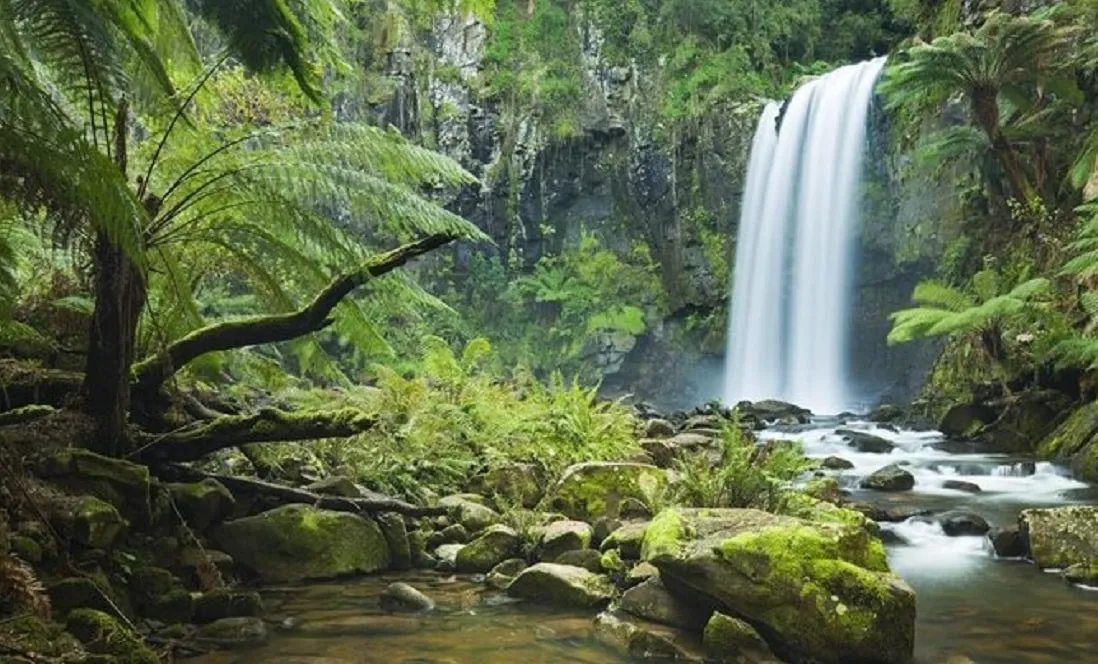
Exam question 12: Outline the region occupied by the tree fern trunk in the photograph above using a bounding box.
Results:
[971,91,1036,207]
[84,233,146,456]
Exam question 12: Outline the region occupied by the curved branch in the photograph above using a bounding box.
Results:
[133,233,455,392]
[134,407,376,463]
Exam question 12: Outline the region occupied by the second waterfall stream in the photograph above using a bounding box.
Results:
[724,57,888,414]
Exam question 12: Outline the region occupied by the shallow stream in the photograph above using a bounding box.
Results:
[194,420,1098,664]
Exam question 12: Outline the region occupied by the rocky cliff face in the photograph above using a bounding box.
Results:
[364,11,952,410]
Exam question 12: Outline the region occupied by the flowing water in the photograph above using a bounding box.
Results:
[723,57,887,413]
[192,421,1098,664]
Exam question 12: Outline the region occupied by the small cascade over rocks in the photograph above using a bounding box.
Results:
[724,58,887,414]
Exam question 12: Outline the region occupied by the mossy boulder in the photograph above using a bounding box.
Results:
[66,609,159,664]
[600,522,649,560]
[507,562,615,608]
[11,534,43,563]
[549,462,667,521]
[48,576,118,616]
[859,464,914,491]
[1020,506,1098,569]
[1063,562,1098,586]
[194,589,264,624]
[540,520,593,561]
[620,576,711,630]
[211,505,390,582]
[466,463,545,509]
[0,615,81,661]
[641,508,915,664]
[1036,401,1098,481]
[455,524,521,573]
[167,479,235,531]
[38,448,151,526]
[379,582,436,612]
[52,496,125,549]
[438,494,501,533]
[704,612,782,663]
[375,512,412,570]
[486,558,528,589]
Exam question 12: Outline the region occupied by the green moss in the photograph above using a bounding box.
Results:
[703,612,771,659]
[72,496,126,549]
[11,534,43,562]
[551,462,667,521]
[455,524,521,573]
[1037,401,1098,459]
[640,509,689,561]
[718,524,889,574]
[600,548,625,573]
[66,609,159,664]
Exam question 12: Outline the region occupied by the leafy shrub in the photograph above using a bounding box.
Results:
[669,420,813,512]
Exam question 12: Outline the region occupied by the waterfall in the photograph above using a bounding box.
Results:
[723,57,887,414]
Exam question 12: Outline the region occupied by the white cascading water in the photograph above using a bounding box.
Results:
[724,57,887,413]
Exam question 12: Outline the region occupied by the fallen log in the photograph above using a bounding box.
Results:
[153,464,444,517]
[134,407,376,463]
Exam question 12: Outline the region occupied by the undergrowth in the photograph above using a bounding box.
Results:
[257,336,640,501]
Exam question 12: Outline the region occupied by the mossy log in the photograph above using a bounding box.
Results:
[155,465,444,517]
[0,359,83,410]
[136,407,375,463]
[132,234,455,393]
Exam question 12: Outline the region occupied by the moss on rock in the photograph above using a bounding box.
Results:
[642,508,913,664]
[703,612,780,663]
[456,524,521,573]
[549,462,667,521]
[540,520,593,561]
[601,521,649,559]
[167,479,235,531]
[211,504,390,582]
[66,609,159,664]
[38,449,151,526]
[1020,506,1098,569]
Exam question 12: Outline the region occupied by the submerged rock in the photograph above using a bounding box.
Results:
[593,610,705,662]
[379,582,435,612]
[704,612,783,663]
[212,505,390,582]
[549,462,666,521]
[821,456,854,470]
[988,525,1028,558]
[195,616,269,648]
[1020,506,1098,569]
[860,464,915,491]
[836,429,894,454]
[942,479,982,493]
[506,563,614,608]
[937,511,990,536]
[1062,563,1098,586]
[641,507,915,664]
[456,524,521,573]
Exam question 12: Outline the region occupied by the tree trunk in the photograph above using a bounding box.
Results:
[83,235,146,456]
[971,91,1036,206]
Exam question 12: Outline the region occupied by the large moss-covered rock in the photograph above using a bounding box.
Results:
[540,520,593,561]
[466,463,545,508]
[1020,506,1098,569]
[48,576,118,616]
[507,562,615,608]
[211,505,390,582]
[66,609,159,663]
[38,449,152,525]
[167,479,235,531]
[194,589,264,624]
[703,612,782,664]
[1036,401,1098,481]
[455,524,521,573]
[549,462,667,521]
[641,508,915,664]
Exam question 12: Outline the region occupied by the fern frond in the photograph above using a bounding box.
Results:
[910,280,975,312]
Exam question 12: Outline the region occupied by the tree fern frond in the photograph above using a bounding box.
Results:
[910,280,975,312]
[1053,334,1098,370]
